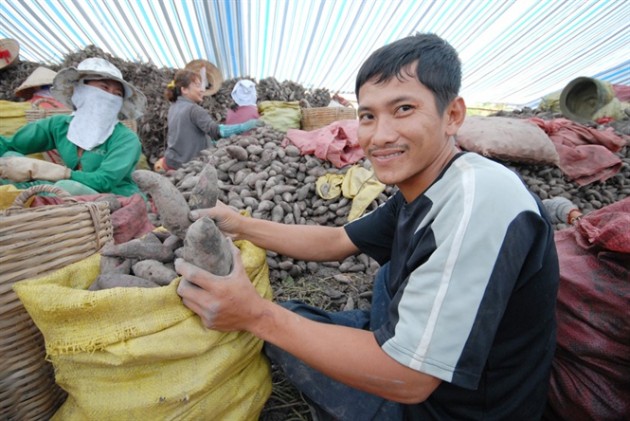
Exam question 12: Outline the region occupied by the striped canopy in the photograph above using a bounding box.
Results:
[1,0,628,106]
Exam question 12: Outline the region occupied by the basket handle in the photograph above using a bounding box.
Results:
[31,98,65,110]
[9,185,74,209]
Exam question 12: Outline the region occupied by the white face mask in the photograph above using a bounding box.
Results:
[67,82,123,150]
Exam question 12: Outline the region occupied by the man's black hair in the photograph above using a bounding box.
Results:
[355,33,461,114]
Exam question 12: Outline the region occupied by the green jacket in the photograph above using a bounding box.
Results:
[0,115,142,197]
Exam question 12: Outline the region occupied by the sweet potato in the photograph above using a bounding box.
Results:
[188,164,219,210]
[101,233,175,262]
[91,273,161,290]
[182,217,232,276]
[132,170,191,239]
[162,234,183,252]
[100,255,132,275]
[132,259,179,286]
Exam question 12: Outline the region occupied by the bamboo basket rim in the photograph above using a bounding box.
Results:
[5,184,73,210]
[24,98,138,132]
[300,106,357,131]
[24,98,73,123]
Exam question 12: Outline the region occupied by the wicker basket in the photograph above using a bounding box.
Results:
[24,98,72,122]
[300,106,357,131]
[25,98,138,132]
[0,185,113,420]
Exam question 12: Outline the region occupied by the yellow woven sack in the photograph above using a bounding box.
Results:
[0,100,30,136]
[258,100,301,132]
[13,240,273,420]
[0,185,28,210]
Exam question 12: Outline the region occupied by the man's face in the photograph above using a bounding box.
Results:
[85,79,124,98]
[357,69,462,202]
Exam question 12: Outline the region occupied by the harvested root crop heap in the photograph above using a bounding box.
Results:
[160,125,388,290]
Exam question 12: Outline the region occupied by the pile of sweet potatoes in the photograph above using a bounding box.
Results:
[90,165,232,290]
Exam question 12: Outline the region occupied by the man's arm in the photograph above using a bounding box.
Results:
[193,201,360,262]
[251,296,442,403]
[176,244,441,403]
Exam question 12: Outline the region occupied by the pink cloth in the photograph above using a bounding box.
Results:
[31,193,155,244]
[28,95,67,109]
[283,120,364,168]
[546,197,630,420]
[529,117,628,186]
[225,106,260,125]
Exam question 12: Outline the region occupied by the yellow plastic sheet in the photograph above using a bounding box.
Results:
[316,165,385,221]
[14,240,273,421]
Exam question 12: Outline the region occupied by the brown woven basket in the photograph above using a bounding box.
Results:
[300,106,357,131]
[24,98,72,122]
[0,185,113,420]
[25,98,138,132]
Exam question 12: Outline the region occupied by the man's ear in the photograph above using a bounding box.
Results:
[445,96,466,137]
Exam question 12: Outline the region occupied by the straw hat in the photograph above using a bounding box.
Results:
[184,59,223,96]
[51,57,147,120]
[0,39,19,70]
[15,67,58,99]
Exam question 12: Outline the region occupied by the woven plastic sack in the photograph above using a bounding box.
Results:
[0,184,29,210]
[543,198,630,420]
[0,100,30,136]
[13,240,273,421]
[258,100,301,132]
[456,116,560,165]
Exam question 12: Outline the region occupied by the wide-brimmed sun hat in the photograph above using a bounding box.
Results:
[15,66,58,99]
[0,39,19,70]
[184,59,223,96]
[51,57,147,120]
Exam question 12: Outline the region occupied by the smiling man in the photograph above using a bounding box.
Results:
[176,33,560,420]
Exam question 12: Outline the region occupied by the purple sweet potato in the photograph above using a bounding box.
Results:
[132,170,191,239]
[92,273,161,290]
[132,259,179,286]
[101,233,175,262]
[182,217,232,276]
[188,164,219,210]
[99,255,132,275]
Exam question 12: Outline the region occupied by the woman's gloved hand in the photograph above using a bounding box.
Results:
[542,196,582,225]
[219,119,263,138]
[0,156,70,182]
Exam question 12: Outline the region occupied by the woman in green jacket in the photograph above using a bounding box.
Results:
[0,57,146,197]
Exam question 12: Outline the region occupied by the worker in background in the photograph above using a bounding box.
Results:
[14,66,66,109]
[0,57,147,197]
[226,79,260,124]
[176,33,560,420]
[156,69,262,172]
[543,196,583,225]
[12,66,67,164]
